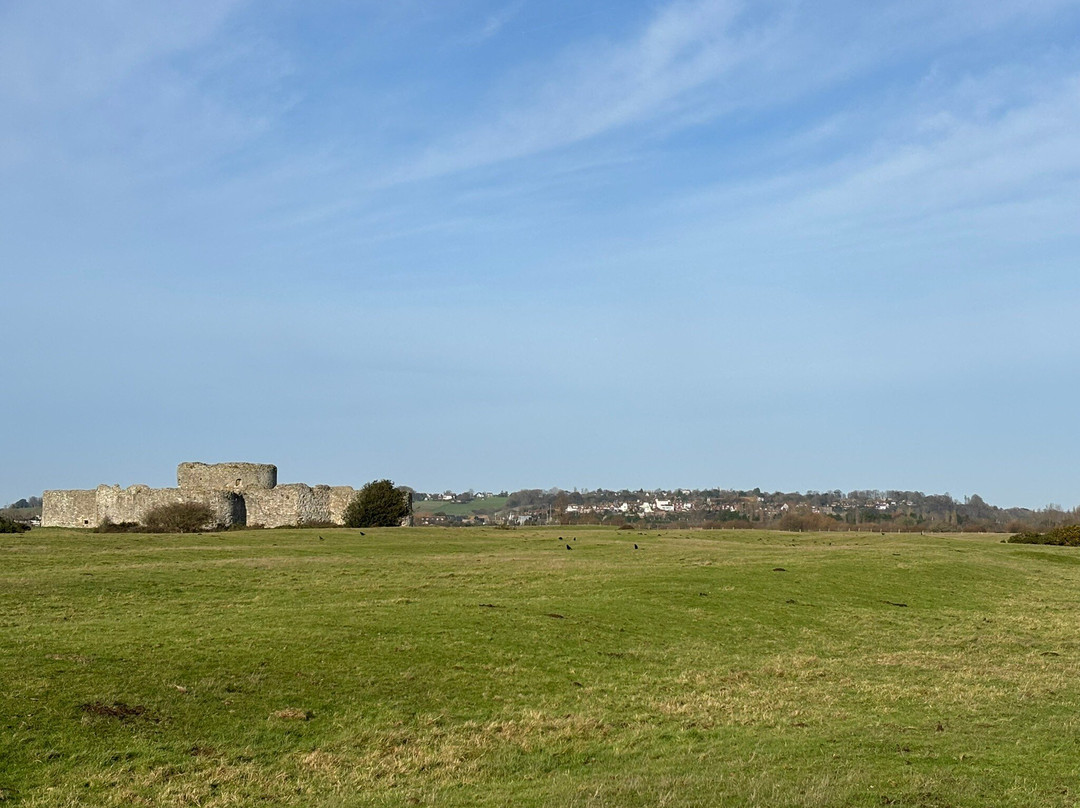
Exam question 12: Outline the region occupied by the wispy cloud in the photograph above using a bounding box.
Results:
[458,1,525,46]
[0,0,294,181]
[382,0,1080,188]
[0,0,247,108]
[741,72,1080,246]
[389,0,765,182]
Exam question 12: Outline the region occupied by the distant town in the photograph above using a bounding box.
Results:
[409,487,1076,533]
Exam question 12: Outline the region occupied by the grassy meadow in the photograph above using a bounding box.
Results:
[410,497,509,518]
[2,526,1079,807]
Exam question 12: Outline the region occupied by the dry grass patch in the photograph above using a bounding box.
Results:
[23,759,300,808]
[47,653,92,664]
[271,707,312,721]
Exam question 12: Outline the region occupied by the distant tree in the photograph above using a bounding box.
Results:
[779,507,838,532]
[344,480,411,527]
[552,491,575,524]
[506,489,545,509]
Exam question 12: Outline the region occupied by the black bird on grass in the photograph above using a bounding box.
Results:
[566,544,572,550]
[634,544,638,549]
[319,535,324,541]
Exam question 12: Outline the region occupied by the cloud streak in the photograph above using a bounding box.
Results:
[458,1,525,45]
[0,0,246,108]
[381,0,1080,188]
[390,0,763,182]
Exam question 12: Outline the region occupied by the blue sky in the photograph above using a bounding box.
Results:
[3,0,1080,508]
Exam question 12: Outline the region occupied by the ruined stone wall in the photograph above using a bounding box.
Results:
[325,487,413,526]
[96,485,242,528]
[177,462,277,493]
[42,489,99,528]
[42,485,242,528]
[41,462,405,530]
[244,484,333,528]
[329,486,357,525]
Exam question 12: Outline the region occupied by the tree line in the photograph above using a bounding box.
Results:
[416,486,1078,532]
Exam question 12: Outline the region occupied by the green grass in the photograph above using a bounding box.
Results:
[411,497,508,517]
[2,527,1079,807]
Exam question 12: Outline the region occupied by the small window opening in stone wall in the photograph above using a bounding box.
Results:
[235,479,242,487]
[83,520,89,525]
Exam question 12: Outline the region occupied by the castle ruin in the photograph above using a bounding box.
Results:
[41,462,407,529]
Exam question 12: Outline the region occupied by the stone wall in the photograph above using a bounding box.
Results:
[41,489,98,528]
[96,485,243,528]
[42,485,243,528]
[245,484,333,528]
[40,462,409,530]
[329,486,358,525]
[177,462,277,493]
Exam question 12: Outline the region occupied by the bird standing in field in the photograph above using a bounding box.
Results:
[634,544,638,549]
[566,544,572,550]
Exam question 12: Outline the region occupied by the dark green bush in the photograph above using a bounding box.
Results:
[344,480,411,528]
[1007,525,1080,547]
[0,516,29,534]
[94,519,142,534]
[143,502,217,533]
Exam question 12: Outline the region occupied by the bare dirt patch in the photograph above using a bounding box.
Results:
[80,701,152,721]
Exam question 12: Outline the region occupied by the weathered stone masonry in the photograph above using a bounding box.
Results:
[177,462,277,493]
[41,462,408,529]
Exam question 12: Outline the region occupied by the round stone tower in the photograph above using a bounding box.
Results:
[177,462,277,492]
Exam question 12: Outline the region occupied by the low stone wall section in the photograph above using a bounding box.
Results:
[245,484,334,528]
[330,486,358,525]
[42,486,243,528]
[177,462,277,493]
[96,485,242,528]
[42,489,99,528]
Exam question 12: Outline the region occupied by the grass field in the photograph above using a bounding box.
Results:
[2,526,1079,807]
[411,497,509,517]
